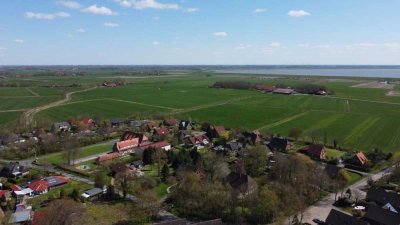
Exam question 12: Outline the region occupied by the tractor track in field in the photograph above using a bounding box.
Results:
[170,95,257,114]
[255,111,309,131]
[0,109,27,113]
[22,86,98,126]
[25,87,39,97]
[61,98,177,110]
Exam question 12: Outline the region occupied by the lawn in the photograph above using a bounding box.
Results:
[325,148,346,160]
[39,142,114,165]
[348,171,364,185]
[155,183,168,198]
[0,111,22,124]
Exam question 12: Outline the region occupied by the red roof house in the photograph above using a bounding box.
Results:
[114,139,139,153]
[154,127,170,136]
[28,180,48,195]
[140,141,171,151]
[255,85,275,92]
[96,152,123,163]
[305,144,326,160]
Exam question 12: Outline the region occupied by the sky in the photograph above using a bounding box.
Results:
[1,0,400,65]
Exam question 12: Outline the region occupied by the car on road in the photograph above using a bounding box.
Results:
[312,218,325,224]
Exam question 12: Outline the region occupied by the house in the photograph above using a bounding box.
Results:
[28,180,49,195]
[81,187,105,200]
[111,118,125,127]
[268,137,291,152]
[114,139,140,153]
[242,131,261,144]
[140,141,172,151]
[363,206,400,225]
[44,176,68,188]
[96,152,123,163]
[255,85,275,92]
[120,131,149,142]
[147,122,160,132]
[179,120,193,130]
[273,88,295,95]
[0,133,19,145]
[79,117,93,130]
[366,188,400,212]
[163,118,178,127]
[154,127,170,136]
[186,133,210,148]
[9,206,33,225]
[51,122,71,133]
[346,152,369,168]
[177,130,191,140]
[202,124,227,139]
[325,209,369,225]
[0,162,29,178]
[0,190,10,200]
[11,185,33,198]
[226,172,257,197]
[304,144,326,160]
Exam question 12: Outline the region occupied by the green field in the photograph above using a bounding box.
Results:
[1,72,400,153]
[39,142,113,165]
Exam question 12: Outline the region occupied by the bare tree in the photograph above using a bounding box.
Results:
[40,199,85,225]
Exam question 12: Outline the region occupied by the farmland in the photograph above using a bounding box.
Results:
[1,71,400,152]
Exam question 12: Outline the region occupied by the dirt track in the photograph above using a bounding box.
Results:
[22,86,98,126]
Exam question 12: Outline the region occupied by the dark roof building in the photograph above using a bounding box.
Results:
[0,162,29,178]
[304,144,326,160]
[325,209,369,225]
[363,206,400,225]
[268,137,291,152]
[366,188,400,211]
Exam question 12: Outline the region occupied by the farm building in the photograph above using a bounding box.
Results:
[255,85,275,92]
[96,152,123,164]
[273,88,295,95]
[304,144,326,160]
[346,151,369,168]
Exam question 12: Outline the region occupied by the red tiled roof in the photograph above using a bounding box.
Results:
[0,190,9,198]
[28,180,48,192]
[80,117,93,126]
[214,126,226,135]
[164,118,178,126]
[11,185,22,192]
[116,139,139,152]
[255,85,275,91]
[140,141,170,150]
[97,152,123,162]
[356,152,368,165]
[189,134,209,145]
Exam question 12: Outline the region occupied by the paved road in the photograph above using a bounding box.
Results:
[296,167,393,224]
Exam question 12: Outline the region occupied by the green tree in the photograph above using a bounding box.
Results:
[94,171,107,188]
[243,145,269,177]
[70,188,80,201]
[289,127,303,141]
[161,164,170,182]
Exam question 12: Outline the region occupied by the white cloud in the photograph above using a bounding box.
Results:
[67,34,74,38]
[235,44,253,50]
[213,32,228,37]
[76,28,85,33]
[25,12,70,20]
[288,10,310,17]
[82,5,117,15]
[57,0,82,9]
[253,8,267,14]
[104,22,119,27]
[153,41,160,45]
[115,0,180,10]
[0,47,6,50]
[269,42,282,48]
[185,8,199,13]
[13,39,24,44]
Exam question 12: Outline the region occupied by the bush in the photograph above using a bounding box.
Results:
[212,81,255,90]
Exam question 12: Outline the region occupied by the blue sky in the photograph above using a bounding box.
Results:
[1,0,400,65]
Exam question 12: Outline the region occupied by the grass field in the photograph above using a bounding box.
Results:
[1,72,400,153]
[39,142,113,164]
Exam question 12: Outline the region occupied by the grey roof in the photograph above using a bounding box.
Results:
[364,205,400,225]
[53,122,70,127]
[9,211,31,223]
[84,188,103,197]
